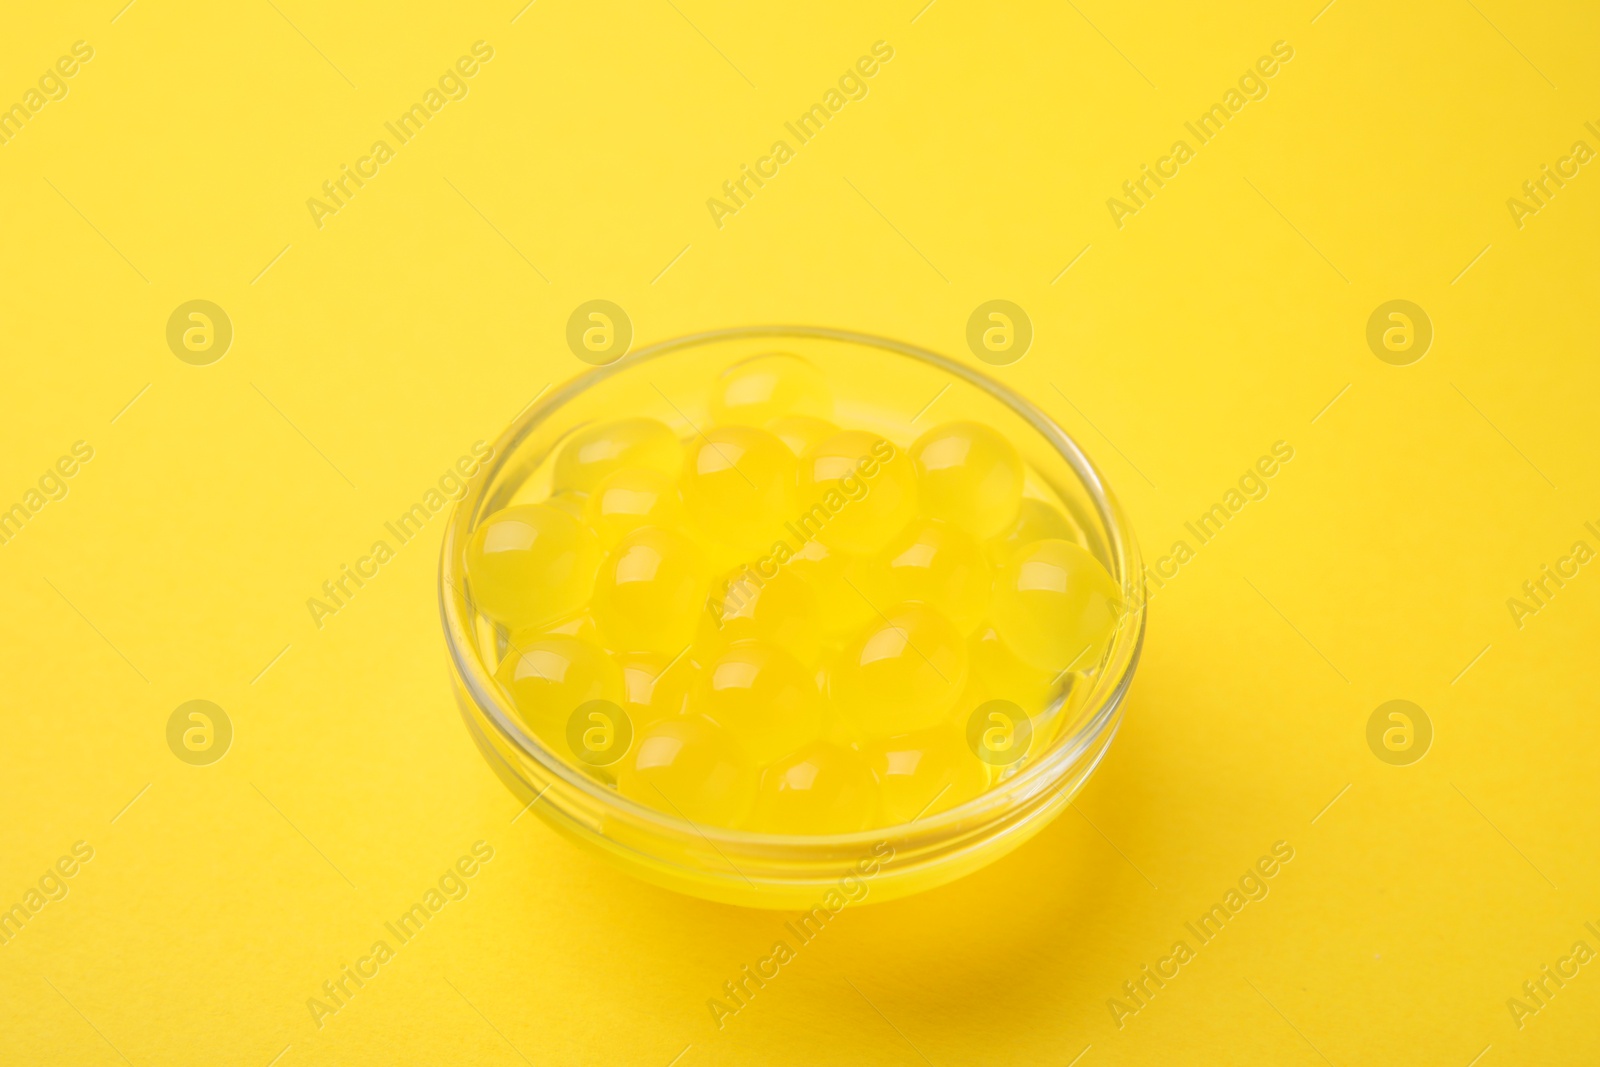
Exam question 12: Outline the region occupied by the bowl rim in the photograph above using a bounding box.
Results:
[438,324,1146,854]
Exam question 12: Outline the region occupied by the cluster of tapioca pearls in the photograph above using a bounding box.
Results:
[464,352,1123,833]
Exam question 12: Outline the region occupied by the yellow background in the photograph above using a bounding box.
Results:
[3,0,1598,1063]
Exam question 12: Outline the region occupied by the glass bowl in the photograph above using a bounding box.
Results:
[439,326,1145,909]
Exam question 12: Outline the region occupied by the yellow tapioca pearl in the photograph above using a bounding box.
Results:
[993,538,1123,674]
[592,526,709,655]
[464,504,598,630]
[986,497,1086,567]
[767,415,841,458]
[751,743,878,834]
[681,426,796,559]
[868,518,992,633]
[832,602,969,736]
[585,466,686,547]
[785,537,874,639]
[911,421,1024,539]
[710,351,833,426]
[863,725,989,825]
[616,649,699,733]
[617,714,757,827]
[969,623,1061,714]
[496,633,623,749]
[696,640,823,764]
[797,430,916,555]
[554,417,682,494]
[699,564,822,667]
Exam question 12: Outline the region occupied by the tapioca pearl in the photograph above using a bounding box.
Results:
[832,601,969,736]
[586,466,686,547]
[496,633,623,747]
[681,425,797,560]
[911,421,1024,539]
[592,526,710,655]
[797,430,917,555]
[869,518,992,633]
[864,724,989,826]
[992,538,1123,674]
[710,352,833,426]
[554,417,682,494]
[617,715,758,828]
[785,537,875,640]
[750,743,878,834]
[696,640,824,765]
[465,504,598,630]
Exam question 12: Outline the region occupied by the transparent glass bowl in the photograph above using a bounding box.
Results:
[439,326,1145,908]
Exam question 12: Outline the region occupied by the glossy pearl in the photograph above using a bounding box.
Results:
[464,504,598,629]
[751,743,878,834]
[710,352,833,426]
[695,640,824,764]
[912,421,1024,539]
[832,601,969,736]
[617,715,758,827]
[592,526,709,655]
[681,425,797,560]
[554,417,682,494]
[992,538,1122,674]
[797,430,916,555]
